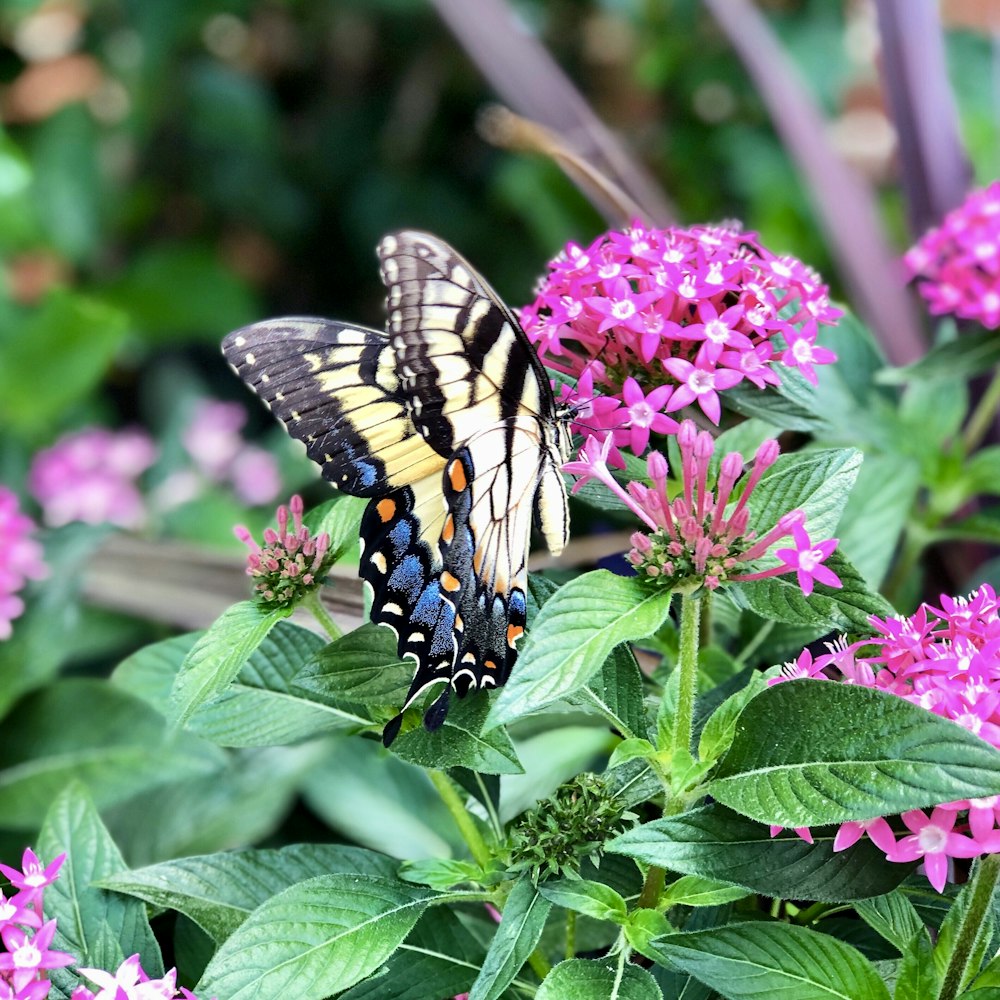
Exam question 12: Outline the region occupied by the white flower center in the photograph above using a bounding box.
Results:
[611,300,636,320]
[917,823,948,854]
[629,402,655,428]
[704,319,730,343]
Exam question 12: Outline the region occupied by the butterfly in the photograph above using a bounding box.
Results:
[222,231,572,744]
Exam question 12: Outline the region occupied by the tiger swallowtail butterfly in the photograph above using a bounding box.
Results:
[222,231,572,744]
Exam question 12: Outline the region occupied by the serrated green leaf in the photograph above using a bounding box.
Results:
[894,929,938,1000]
[486,571,672,729]
[933,868,996,995]
[707,680,1000,826]
[37,783,163,996]
[854,893,924,953]
[537,958,663,999]
[660,874,750,907]
[748,448,862,543]
[97,843,399,943]
[609,738,658,770]
[731,550,894,633]
[398,858,487,891]
[197,874,432,999]
[569,644,649,740]
[296,622,414,708]
[302,494,368,559]
[0,679,221,828]
[698,673,766,764]
[390,693,522,774]
[469,877,552,1000]
[338,907,488,1000]
[171,600,290,725]
[647,922,891,1000]
[537,879,628,923]
[607,804,911,902]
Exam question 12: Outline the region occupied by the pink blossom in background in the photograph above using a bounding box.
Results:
[562,418,841,596]
[520,221,840,462]
[905,180,1000,329]
[770,584,1000,891]
[0,489,47,640]
[29,427,156,529]
[182,400,281,506]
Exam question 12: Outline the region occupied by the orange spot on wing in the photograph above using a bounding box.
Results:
[455,613,464,631]
[484,659,498,671]
[506,624,524,647]
[441,571,461,593]
[376,498,397,523]
[442,514,455,544]
[448,459,468,493]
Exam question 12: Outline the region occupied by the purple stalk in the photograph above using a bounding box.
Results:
[426,0,675,225]
[703,0,926,365]
[874,0,972,239]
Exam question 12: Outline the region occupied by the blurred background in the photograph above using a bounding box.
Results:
[0,0,997,692]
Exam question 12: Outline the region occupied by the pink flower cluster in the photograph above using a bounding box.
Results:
[564,419,841,596]
[772,584,1000,891]
[904,180,1000,329]
[29,428,156,530]
[0,848,210,1000]
[520,222,839,462]
[0,490,46,641]
[234,495,331,608]
[181,400,281,507]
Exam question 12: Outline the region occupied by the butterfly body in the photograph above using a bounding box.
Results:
[223,231,571,743]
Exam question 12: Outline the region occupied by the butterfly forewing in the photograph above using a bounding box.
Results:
[223,233,571,743]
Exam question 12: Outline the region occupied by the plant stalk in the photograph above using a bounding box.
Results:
[962,365,1000,454]
[671,592,701,767]
[939,853,1000,1000]
[303,589,342,641]
[427,770,492,868]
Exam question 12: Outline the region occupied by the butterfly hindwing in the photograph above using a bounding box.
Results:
[222,318,445,496]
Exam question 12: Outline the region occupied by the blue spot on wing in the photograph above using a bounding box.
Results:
[388,554,427,602]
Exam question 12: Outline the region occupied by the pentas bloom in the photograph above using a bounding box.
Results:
[29,428,156,529]
[181,400,281,506]
[75,954,213,1000]
[771,584,1000,891]
[904,180,1000,329]
[234,495,332,608]
[563,419,841,596]
[0,490,46,641]
[520,221,839,462]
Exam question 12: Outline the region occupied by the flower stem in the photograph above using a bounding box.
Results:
[939,853,1000,1000]
[303,589,342,641]
[565,909,577,959]
[671,592,701,767]
[638,864,665,910]
[962,365,1000,454]
[427,769,492,868]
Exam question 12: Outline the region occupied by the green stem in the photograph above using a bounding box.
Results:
[638,864,665,910]
[882,522,927,608]
[565,909,576,960]
[671,592,701,766]
[527,947,551,981]
[303,589,342,641]
[962,365,1000,454]
[427,770,492,868]
[939,853,1000,1000]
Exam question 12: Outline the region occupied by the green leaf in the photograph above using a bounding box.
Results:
[196,874,432,999]
[37,783,162,996]
[877,327,1000,384]
[537,879,628,923]
[486,571,673,729]
[568,644,649,740]
[932,508,1000,544]
[391,694,522,774]
[301,738,463,859]
[608,804,911,902]
[854,893,925,953]
[648,922,891,1000]
[0,289,127,436]
[731,550,895,633]
[697,673,767,765]
[933,868,996,996]
[338,908,487,1000]
[296,622,414,708]
[468,877,552,1000]
[537,958,663,999]
[966,447,1000,498]
[706,680,1000,826]
[0,679,221,828]
[893,930,939,1000]
[398,858,489,891]
[608,738,658,770]
[302,495,369,559]
[97,843,399,943]
[171,600,290,726]
[748,448,862,543]
[660,875,750,907]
